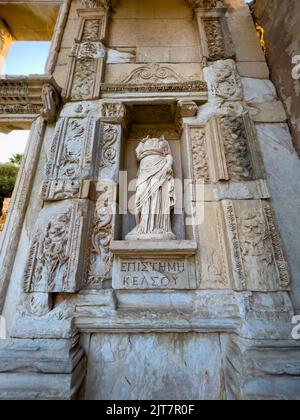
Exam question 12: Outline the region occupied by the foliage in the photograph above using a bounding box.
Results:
[0,163,20,210]
[9,153,23,165]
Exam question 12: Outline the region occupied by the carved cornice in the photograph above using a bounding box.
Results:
[101,80,207,94]
[0,75,61,132]
[185,0,225,9]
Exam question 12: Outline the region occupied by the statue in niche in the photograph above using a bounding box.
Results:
[126,136,176,241]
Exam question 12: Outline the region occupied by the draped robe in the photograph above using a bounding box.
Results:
[126,137,176,240]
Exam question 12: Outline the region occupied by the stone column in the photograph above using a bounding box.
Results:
[86,100,127,289]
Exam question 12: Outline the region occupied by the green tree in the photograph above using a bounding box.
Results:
[0,163,20,212]
[9,153,23,165]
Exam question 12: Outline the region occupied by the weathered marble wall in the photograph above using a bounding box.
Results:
[84,333,224,400]
[252,0,300,156]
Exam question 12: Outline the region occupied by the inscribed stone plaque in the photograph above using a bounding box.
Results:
[112,256,197,290]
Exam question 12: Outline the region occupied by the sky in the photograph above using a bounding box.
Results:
[0,42,50,163]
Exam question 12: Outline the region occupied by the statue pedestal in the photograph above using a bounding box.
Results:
[125,232,176,241]
[111,240,198,290]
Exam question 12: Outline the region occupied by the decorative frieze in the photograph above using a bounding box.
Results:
[222,200,290,292]
[24,201,90,293]
[101,80,207,95]
[0,76,61,132]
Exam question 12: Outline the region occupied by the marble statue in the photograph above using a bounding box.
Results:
[126,136,176,241]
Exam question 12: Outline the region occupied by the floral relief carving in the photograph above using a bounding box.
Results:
[87,182,116,286]
[82,19,102,41]
[100,124,118,168]
[101,102,126,120]
[71,59,97,100]
[220,117,253,182]
[210,60,243,103]
[203,18,225,61]
[191,128,210,182]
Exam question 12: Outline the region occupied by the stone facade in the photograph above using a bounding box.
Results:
[0,0,299,400]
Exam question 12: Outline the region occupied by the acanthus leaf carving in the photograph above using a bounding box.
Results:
[101,101,126,122]
[185,0,225,9]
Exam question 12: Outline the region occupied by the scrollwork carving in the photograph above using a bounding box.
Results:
[87,181,116,287]
[100,124,118,168]
[121,64,188,84]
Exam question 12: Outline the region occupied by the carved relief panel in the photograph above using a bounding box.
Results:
[189,113,265,184]
[64,5,110,101]
[42,116,99,201]
[222,200,290,292]
[185,0,235,63]
[86,180,117,288]
[24,201,90,293]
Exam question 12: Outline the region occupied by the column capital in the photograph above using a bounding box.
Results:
[185,0,225,11]
[100,101,128,125]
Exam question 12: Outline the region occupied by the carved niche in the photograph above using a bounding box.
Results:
[64,4,110,101]
[190,113,264,184]
[24,201,89,293]
[222,200,290,292]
